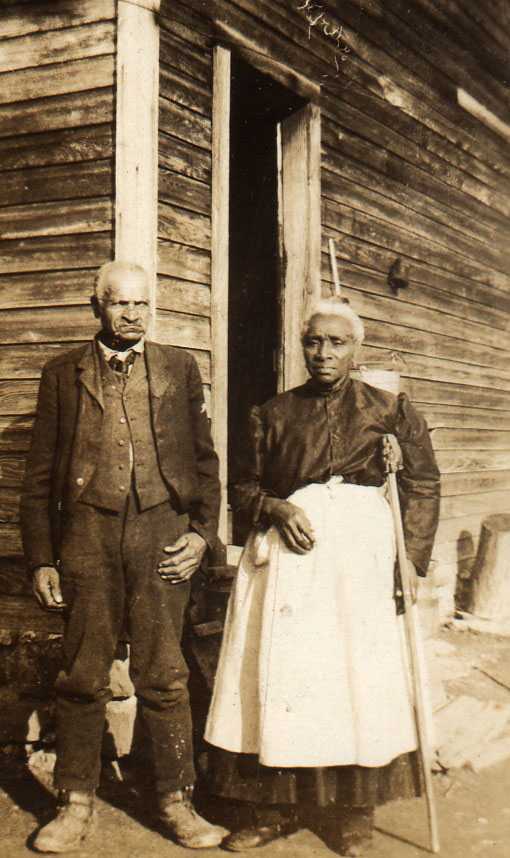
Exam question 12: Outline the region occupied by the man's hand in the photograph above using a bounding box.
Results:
[263,498,315,555]
[158,532,207,583]
[33,566,66,610]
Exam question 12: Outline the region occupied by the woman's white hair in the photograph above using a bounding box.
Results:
[302,298,365,346]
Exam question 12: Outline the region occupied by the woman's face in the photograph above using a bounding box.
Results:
[303,314,357,387]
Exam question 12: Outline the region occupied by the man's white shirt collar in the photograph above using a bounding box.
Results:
[98,338,145,362]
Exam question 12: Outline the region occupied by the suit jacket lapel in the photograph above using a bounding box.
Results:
[77,341,104,410]
[146,341,173,405]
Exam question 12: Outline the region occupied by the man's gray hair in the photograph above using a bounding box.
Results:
[302,298,365,346]
[94,261,148,303]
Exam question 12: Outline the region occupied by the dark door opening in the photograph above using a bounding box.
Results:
[228,56,306,544]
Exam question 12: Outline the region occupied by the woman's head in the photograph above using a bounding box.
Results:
[301,299,364,387]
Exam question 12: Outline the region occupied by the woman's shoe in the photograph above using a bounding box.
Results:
[223,806,297,852]
[339,806,374,856]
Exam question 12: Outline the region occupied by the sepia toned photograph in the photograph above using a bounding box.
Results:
[0,2,509,856]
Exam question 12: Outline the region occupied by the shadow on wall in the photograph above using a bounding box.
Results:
[454,529,476,613]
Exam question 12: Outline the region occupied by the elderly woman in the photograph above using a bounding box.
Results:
[205,298,440,855]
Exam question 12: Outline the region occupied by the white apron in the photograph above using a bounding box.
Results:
[205,479,418,768]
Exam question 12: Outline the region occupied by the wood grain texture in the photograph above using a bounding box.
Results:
[0,55,114,105]
[158,201,211,250]
[0,0,116,40]
[0,234,113,275]
[0,125,113,171]
[0,308,98,347]
[0,89,114,138]
[0,343,83,377]
[0,198,112,240]
[159,133,211,182]
[0,21,115,73]
[157,276,211,316]
[0,161,113,208]
[159,170,210,215]
[158,239,210,283]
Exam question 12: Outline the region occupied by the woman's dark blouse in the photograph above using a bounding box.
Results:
[232,376,441,576]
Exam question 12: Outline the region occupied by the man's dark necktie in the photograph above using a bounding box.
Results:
[108,350,136,375]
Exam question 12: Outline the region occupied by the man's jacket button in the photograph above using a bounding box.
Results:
[76,477,84,486]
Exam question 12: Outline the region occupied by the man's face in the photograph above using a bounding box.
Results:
[96,269,151,345]
[303,314,357,387]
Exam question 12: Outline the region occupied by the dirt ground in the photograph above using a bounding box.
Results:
[1,626,509,858]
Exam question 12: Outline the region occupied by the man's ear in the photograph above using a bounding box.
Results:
[90,294,101,319]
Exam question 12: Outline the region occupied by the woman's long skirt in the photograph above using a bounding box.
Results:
[204,479,423,805]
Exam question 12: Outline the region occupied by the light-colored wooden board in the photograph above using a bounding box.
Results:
[0,0,116,39]
[442,470,510,497]
[0,234,113,274]
[0,486,21,522]
[0,21,115,73]
[159,170,210,216]
[159,97,211,150]
[0,88,114,138]
[0,198,112,241]
[436,449,510,474]
[401,377,510,413]
[160,65,211,117]
[0,160,113,208]
[0,417,33,453]
[0,381,39,416]
[159,134,211,183]
[420,407,510,431]
[0,55,114,105]
[0,307,98,346]
[159,28,211,85]
[0,454,26,487]
[440,490,510,520]
[154,309,211,351]
[157,276,211,316]
[158,202,211,250]
[158,239,210,283]
[0,124,113,170]
[0,343,84,378]
[0,271,94,310]
[431,429,510,451]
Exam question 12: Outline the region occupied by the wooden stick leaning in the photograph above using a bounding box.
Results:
[382,434,440,854]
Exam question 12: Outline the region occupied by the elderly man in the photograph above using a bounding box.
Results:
[205,298,440,855]
[20,261,228,852]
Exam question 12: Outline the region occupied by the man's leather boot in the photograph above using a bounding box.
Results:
[158,787,229,849]
[34,791,96,853]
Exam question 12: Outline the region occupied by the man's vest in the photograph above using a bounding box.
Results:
[80,352,170,512]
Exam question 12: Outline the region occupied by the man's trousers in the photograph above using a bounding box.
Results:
[55,490,196,793]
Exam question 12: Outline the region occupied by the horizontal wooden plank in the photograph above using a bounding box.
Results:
[157,276,211,316]
[419,406,510,431]
[159,132,211,183]
[158,201,210,250]
[0,124,113,170]
[159,169,210,215]
[359,345,510,394]
[0,381,38,416]
[0,233,113,274]
[435,513,489,546]
[0,416,33,452]
[362,316,510,375]
[0,198,112,240]
[159,97,211,151]
[401,377,510,412]
[0,594,63,634]
[322,168,508,277]
[323,199,510,293]
[431,429,510,451]
[0,54,114,105]
[0,0,116,39]
[154,309,211,351]
[339,279,508,353]
[160,65,211,117]
[440,490,510,520]
[0,454,25,488]
[0,558,31,598]
[158,238,210,282]
[0,486,20,522]
[323,227,510,318]
[0,21,115,73]
[159,27,211,85]
[436,449,510,474]
[0,342,87,378]
[0,270,95,310]
[0,160,113,208]
[0,88,114,138]
[0,307,97,346]
[442,470,510,496]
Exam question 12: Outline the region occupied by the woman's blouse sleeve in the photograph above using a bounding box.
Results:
[394,393,441,576]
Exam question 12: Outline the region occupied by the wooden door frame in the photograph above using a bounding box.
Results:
[211,46,321,546]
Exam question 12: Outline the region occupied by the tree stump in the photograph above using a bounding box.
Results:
[470,514,510,620]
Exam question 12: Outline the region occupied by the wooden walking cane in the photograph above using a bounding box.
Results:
[383,434,440,854]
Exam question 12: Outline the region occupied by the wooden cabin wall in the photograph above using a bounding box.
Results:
[156,8,212,409]
[0,1,116,607]
[159,0,510,615]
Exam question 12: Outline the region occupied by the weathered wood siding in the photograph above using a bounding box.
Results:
[159,0,510,613]
[0,1,116,598]
[156,6,212,406]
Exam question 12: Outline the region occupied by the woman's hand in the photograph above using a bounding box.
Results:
[262,498,315,555]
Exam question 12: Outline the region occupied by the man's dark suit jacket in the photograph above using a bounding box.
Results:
[20,339,220,573]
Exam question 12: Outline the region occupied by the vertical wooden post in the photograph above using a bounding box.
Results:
[278,102,321,391]
[115,0,160,332]
[211,46,231,544]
